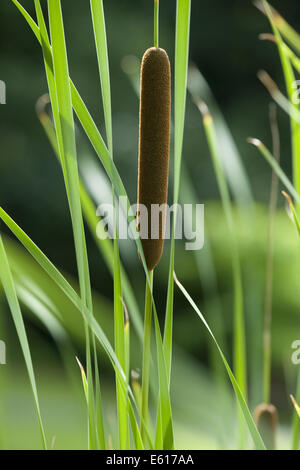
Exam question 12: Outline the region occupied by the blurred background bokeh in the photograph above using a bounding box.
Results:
[0,0,300,449]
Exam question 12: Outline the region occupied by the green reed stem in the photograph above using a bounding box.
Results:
[154,0,159,48]
[141,269,154,444]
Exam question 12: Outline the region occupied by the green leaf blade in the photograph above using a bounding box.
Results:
[0,235,47,449]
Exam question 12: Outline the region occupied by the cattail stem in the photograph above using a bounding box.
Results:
[154,0,159,48]
[141,269,154,444]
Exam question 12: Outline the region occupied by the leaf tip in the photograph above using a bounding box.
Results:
[290,395,300,417]
[193,97,211,122]
[121,297,130,329]
[35,93,50,120]
[258,33,277,44]
[247,137,262,148]
[257,70,278,97]
[75,356,84,373]
[282,190,293,208]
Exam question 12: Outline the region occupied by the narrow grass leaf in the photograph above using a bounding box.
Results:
[90,0,113,155]
[11,1,157,447]
[174,273,266,450]
[45,0,100,449]
[282,191,300,236]
[263,1,300,206]
[188,64,254,206]
[0,206,149,447]
[10,0,146,274]
[291,395,300,418]
[257,71,300,126]
[37,104,143,342]
[255,0,300,54]
[76,356,89,402]
[90,0,128,448]
[47,0,90,308]
[200,103,247,447]
[164,0,191,387]
[248,138,300,204]
[280,187,300,449]
[0,235,47,449]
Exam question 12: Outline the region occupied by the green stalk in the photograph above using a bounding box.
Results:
[123,302,130,384]
[141,270,154,445]
[93,343,106,449]
[114,234,128,449]
[154,0,159,48]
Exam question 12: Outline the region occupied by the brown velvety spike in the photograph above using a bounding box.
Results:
[254,403,278,450]
[137,47,171,271]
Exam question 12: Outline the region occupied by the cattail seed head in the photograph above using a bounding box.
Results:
[137,47,171,271]
[254,403,278,450]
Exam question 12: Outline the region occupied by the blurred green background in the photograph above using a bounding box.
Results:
[0,0,300,449]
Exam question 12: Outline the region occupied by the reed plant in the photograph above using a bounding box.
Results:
[1,0,300,450]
